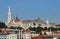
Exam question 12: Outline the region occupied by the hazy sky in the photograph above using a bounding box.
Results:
[0,0,60,24]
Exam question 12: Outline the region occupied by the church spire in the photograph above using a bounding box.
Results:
[9,5,10,12]
[7,5,12,23]
[46,20,49,24]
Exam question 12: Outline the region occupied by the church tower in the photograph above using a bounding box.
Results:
[7,6,12,23]
[46,20,49,24]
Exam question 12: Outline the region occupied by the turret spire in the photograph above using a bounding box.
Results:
[9,5,10,12]
[7,5,12,23]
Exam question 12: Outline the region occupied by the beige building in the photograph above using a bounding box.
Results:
[6,6,56,29]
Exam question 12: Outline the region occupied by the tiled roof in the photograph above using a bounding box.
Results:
[8,17,45,24]
[13,17,20,22]
[42,30,48,32]
[22,19,44,23]
[22,29,31,33]
[8,17,21,24]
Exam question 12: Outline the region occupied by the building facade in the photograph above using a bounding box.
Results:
[0,32,17,39]
[6,6,56,29]
[7,33,17,39]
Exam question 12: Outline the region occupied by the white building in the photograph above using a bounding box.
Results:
[0,32,6,39]
[0,32,17,39]
[7,33,17,39]
[23,32,31,39]
[6,6,56,29]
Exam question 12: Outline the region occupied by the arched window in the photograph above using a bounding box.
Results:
[33,23,36,26]
[38,24,41,27]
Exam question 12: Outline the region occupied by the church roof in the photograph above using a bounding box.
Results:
[8,17,21,24]
[22,18,45,24]
[13,17,20,22]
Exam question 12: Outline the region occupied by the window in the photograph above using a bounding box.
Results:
[33,23,36,26]
[38,24,41,26]
[5,38,6,39]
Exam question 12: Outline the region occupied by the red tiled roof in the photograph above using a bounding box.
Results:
[22,29,31,33]
[31,36,41,39]
[42,30,48,32]
[8,17,21,24]
[0,28,14,34]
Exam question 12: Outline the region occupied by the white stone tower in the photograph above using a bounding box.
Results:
[7,6,12,23]
[46,20,49,24]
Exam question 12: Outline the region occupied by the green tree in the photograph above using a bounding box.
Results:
[57,28,60,30]
[17,26,22,30]
[37,27,43,31]
[43,27,48,30]
[33,27,36,31]
[48,27,55,31]
[29,27,33,31]
[32,27,43,34]
[0,22,7,28]
[36,27,43,34]
[29,27,36,31]
[9,26,15,29]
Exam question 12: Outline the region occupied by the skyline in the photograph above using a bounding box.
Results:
[0,0,60,24]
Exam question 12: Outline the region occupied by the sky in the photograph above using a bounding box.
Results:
[0,0,60,24]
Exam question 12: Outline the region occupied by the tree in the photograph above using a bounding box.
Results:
[0,30,2,32]
[33,27,36,31]
[17,26,22,30]
[43,27,48,30]
[36,27,43,34]
[0,22,7,28]
[9,26,15,29]
[29,27,33,31]
[48,27,55,31]
[57,28,60,30]
[58,37,60,39]
[37,27,43,31]
[29,27,36,31]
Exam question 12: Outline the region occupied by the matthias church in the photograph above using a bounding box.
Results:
[6,6,57,29]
